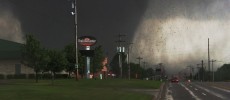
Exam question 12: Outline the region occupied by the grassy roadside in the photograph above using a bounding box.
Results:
[0,79,161,100]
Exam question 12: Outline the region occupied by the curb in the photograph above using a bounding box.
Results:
[154,82,165,100]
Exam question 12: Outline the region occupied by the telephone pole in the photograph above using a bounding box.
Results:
[143,61,147,69]
[137,57,143,78]
[136,57,143,68]
[71,0,79,81]
[201,60,204,81]
[116,34,126,78]
[210,59,216,82]
[197,64,200,81]
[208,38,211,81]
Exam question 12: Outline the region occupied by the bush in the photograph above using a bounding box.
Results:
[41,74,52,79]
[0,74,5,79]
[6,74,27,79]
[28,74,35,79]
[55,74,68,79]
[14,74,26,79]
[6,74,14,79]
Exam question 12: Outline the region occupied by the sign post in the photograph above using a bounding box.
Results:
[78,36,97,79]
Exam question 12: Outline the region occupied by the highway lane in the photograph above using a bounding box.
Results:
[164,82,230,100]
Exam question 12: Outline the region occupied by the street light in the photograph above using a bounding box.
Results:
[71,0,78,81]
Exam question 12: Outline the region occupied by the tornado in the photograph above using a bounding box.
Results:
[0,1,24,43]
[132,0,230,74]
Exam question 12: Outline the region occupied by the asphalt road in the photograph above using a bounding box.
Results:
[163,82,230,100]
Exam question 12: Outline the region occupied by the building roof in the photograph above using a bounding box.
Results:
[0,39,23,59]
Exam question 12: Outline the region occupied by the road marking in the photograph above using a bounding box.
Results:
[212,86,230,93]
[202,93,206,96]
[194,88,198,91]
[195,85,227,99]
[180,83,201,100]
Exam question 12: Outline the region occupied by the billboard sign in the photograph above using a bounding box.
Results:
[78,36,97,46]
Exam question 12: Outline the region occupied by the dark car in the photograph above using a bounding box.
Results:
[171,77,179,83]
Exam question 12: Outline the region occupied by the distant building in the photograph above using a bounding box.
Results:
[0,39,34,76]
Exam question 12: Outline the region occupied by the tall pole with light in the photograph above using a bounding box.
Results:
[71,0,78,81]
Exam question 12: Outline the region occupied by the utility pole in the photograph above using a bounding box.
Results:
[116,34,126,78]
[143,61,147,69]
[210,59,216,82]
[197,64,200,81]
[187,66,193,80]
[136,57,143,68]
[201,60,204,81]
[127,43,133,80]
[137,57,143,78]
[208,38,210,81]
[71,0,78,81]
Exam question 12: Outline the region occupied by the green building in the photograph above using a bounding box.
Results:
[0,39,33,77]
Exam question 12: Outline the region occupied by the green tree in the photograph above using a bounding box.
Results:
[64,43,85,78]
[91,45,104,77]
[146,68,154,78]
[130,62,143,79]
[39,48,51,73]
[47,50,67,84]
[215,64,230,81]
[64,43,76,77]
[110,52,128,78]
[21,34,42,82]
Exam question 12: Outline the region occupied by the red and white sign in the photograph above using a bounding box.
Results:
[78,36,97,46]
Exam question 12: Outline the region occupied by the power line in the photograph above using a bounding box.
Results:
[116,34,126,78]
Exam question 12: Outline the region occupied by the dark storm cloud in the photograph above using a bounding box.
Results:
[9,0,75,48]
[7,0,148,57]
[77,0,148,52]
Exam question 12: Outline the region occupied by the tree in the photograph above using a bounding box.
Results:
[146,68,154,78]
[110,52,128,78]
[130,62,143,79]
[215,64,230,81]
[64,43,76,78]
[91,45,104,77]
[64,43,85,78]
[21,34,42,82]
[47,50,67,84]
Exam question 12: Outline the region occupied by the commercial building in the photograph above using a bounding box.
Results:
[0,39,33,77]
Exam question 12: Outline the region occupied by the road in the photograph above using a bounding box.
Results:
[163,82,230,100]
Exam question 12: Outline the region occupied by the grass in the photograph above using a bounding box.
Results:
[0,79,161,100]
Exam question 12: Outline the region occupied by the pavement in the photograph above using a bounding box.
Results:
[157,81,230,100]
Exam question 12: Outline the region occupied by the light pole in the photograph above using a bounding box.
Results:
[116,34,125,78]
[71,0,79,81]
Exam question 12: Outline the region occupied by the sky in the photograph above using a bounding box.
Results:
[0,0,148,65]
[1,0,230,74]
[1,0,147,50]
